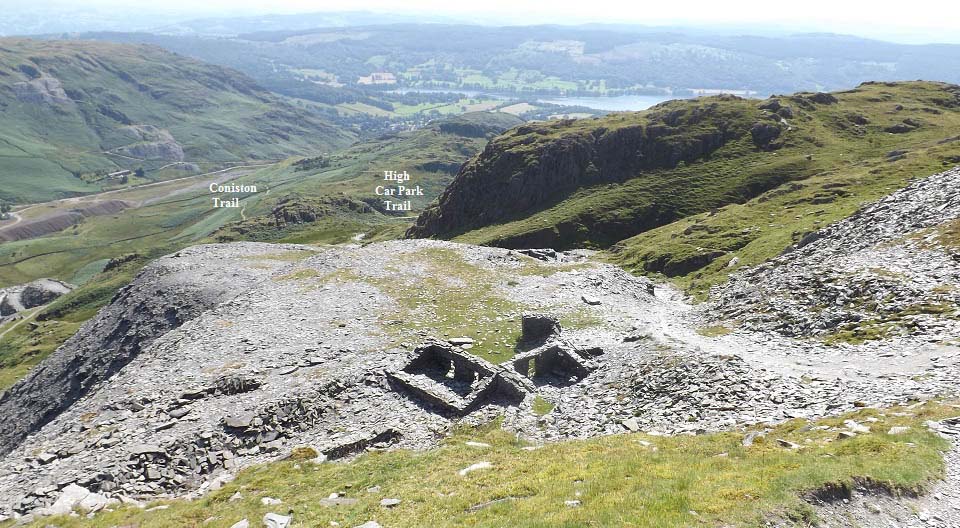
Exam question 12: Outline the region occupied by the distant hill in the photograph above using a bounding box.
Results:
[407,81,960,296]
[74,26,960,104]
[0,38,355,204]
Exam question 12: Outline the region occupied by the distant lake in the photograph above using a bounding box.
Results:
[536,94,680,112]
[387,88,685,112]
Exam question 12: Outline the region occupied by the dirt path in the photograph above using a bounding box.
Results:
[0,164,275,243]
[0,308,38,341]
[9,163,275,219]
[0,212,22,228]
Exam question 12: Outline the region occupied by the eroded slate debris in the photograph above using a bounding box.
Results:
[0,169,958,521]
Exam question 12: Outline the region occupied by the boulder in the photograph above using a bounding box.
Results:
[223,412,256,429]
[43,484,90,516]
[807,92,838,105]
[129,444,165,456]
[77,491,109,512]
[517,248,557,261]
[319,496,358,507]
[459,461,492,476]
[581,295,601,306]
[775,439,801,449]
[263,513,292,528]
[750,122,782,149]
[757,99,782,112]
[885,122,916,134]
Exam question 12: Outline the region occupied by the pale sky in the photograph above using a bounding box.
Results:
[13,0,960,44]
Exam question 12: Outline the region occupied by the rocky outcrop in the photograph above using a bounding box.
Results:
[20,279,73,309]
[0,279,74,316]
[112,125,185,161]
[271,197,374,227]
[406,99,752,241]
[116,140,185,161]
[13,74,72,105]
[0,243,307,456]
[750,122,783,149]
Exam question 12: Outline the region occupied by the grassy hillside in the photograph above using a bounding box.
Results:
[0,112,519,287]
[0,37,355,204]
[9,401,957,528]
[408,82,960,296]
[607,83,960,297]
[211,112,523,245]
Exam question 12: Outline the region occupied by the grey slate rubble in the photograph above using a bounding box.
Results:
[0,243,302,458]
[710,167,960,339]
[0,169,958,521]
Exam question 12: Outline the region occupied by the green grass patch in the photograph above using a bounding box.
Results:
[826,302,958,345]
[934,218,960,248]
[307,247,607,363]
[368,247,525,363]
[532,395,555,416]
[273,268,323,281]
[557,309,604,331]
[241,250,315,262]
[18,401,958,528]
[697,325,733,337]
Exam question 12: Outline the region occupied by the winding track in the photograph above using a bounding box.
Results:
[0,307,40,340]
[0,163,275,243]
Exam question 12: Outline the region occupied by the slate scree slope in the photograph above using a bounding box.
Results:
[0,168,957,521]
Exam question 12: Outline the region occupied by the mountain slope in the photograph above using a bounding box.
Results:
[210,112,524,244]
[707,167,959,342]
[408,81,960,292]
[1,234,958,524]
[0,38,355,204]
[0,113,521,395]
